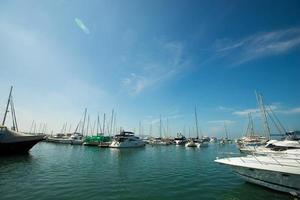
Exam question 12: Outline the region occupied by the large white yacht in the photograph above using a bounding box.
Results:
[109,131,145,148]
[215,154,300,197]
[174,133,187,145]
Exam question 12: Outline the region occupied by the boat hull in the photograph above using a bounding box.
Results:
[109,141,145,148]
[0,138,44,155]
[46,138,72,144]
[233,166,300,196]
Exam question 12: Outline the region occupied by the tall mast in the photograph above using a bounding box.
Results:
[97,113,100,135]
[255,91,271,140]
[81,108,87,136]
[102,113,106,135]
[248,113,255,136]
[166,118,169,137]
[149,124,152,137]
[194,106,199,139]
[159,115,162,138]
[139,121,141,136]
[113,113,117,135]
[110,109,114,135]
[30,120,35,133]
[2,86,13,126]
[92,120,96,135]
[74,120,81,134]
[224,121,228,139]
[86,115,90,136]
[10,96,18,131]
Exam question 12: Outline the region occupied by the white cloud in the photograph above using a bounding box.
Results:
[143,113,185,125]
[218,106,233,111]
[232,105,278,116]
[213,27,300,66]
[121,73,147,95]
[208,120,235,125]
[279,107,300,114]
[121,41,188,95]
[75,18,90,34]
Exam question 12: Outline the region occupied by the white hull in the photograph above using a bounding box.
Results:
[185,141,199,147]
[175,140,186,145]
[215,156,300,196]
[71,139,83,145]
[109,141,145,148]
[234,166,300,196]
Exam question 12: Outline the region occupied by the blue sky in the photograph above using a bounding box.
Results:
[0,0,300,138]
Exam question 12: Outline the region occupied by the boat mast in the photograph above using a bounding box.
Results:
[10,96,18,131]
[2,86,13,126]
[255,91,271,140]
[102,113,106,135]
[268,107,286,135]
[113,113,117,135]
[81,108,87,136]
[92,120,96,135]
[149,124,152,137]
[159,115,162,138]
[97,113,100,135]
[166,118,169,137]
[248,112,255,136]
[86,115,90,136]
[194,106,199,139]
[110,109,114,135]
[224,121,228,140]
[139,121,141,137]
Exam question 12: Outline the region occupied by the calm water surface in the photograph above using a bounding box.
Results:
[0,143,293,200]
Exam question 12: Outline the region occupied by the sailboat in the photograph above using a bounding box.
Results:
[0,86,44,155]
[185,106,202,148]
[220,121,230,145]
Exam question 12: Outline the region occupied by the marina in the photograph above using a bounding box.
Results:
[1,86,300,199]
[1,0,300,199]
[0,142,294,200]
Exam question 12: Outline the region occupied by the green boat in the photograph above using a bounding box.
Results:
[83,135,111,146]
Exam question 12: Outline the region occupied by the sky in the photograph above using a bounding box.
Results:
[0,0,300,138]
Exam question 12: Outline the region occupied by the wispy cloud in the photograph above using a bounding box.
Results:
[121,73,147,95]
[218,106,233,111]
[143,110,185,125]
[279,107,300,114]
[121,41,188,95]
[232,105,278,116]
[207,120,235,125]
[74,18,90,34]
[213,27,300,66]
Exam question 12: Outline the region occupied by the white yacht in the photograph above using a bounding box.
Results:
[70,133,84,145]
[109,131,145,148]
[215,154,300,197]
[185,139,200,148]
[174,133,187,145]
[239,137,300,154]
